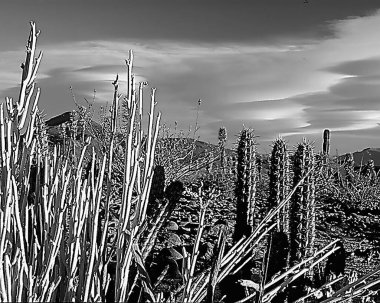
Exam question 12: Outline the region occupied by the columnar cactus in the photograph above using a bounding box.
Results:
[265,138,290,289]
[218,126,227,168]
[233,128,257,242]
[323,129,330,156]
[268,137,290,232]
[289,140,316,266]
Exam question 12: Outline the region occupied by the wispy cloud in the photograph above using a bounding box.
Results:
[1,8,380,153]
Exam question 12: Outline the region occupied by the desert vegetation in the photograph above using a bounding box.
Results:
[1,22,380,302]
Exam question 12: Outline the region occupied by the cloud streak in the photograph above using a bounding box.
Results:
[1,6,380,153]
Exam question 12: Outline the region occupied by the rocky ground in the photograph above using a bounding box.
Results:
[145,173,380,301]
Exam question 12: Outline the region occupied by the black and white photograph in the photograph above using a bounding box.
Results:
[0,1,380,302]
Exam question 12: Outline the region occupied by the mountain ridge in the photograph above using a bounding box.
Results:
[45,112,380,167]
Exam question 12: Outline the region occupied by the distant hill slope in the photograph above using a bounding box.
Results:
[167,138,236,159]
[45,112,237,160]
[343,148,380,167]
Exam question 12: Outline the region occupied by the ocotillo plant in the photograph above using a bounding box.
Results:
[0,22,164,303]
[233,128,257,242]
[289,140,316,266]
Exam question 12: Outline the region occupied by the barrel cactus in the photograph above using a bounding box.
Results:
[233,128,257,242]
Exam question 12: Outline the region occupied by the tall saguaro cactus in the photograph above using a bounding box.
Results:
[289,140,316,266]
[233,128,257,242]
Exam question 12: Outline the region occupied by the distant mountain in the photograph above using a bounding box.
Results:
[340,148,380,167]
[353,148,380,166]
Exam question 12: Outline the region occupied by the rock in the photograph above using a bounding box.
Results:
[151,248,183,286]
[237,279,260,291]
[166,221,179,231]
[165,258,183,280]
[160,247,183,261]
[163,232,182,247]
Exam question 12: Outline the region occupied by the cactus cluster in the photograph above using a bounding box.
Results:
[264,139,317,301]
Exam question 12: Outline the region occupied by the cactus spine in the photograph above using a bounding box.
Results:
[233,128,257,242]
[289,140,316,266]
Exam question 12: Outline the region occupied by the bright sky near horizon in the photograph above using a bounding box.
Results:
[1,0,380,154]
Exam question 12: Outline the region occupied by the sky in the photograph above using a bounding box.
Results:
[1,0,380,154]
